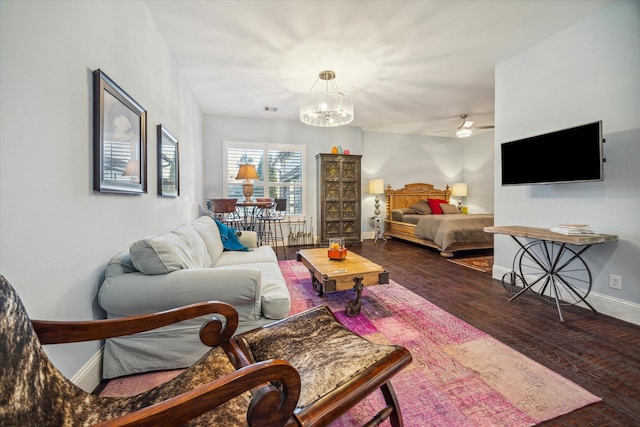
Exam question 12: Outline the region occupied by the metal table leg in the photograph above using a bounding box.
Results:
[505,236,596,321]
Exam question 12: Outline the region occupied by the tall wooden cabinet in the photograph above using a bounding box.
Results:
[316,153,362,244]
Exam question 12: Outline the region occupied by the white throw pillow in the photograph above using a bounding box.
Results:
[130,226,211,275]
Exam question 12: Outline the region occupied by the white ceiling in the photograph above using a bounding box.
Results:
[145,0,611,137]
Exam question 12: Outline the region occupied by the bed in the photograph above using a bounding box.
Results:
[384,183,494,257]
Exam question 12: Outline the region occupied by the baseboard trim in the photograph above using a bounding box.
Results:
[71,347,103,392]
[493,265,640,326]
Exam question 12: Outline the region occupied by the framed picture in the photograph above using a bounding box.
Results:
[157,124,180,197]
[93,69,147,194]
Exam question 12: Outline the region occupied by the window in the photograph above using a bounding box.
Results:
[223,141,306,216]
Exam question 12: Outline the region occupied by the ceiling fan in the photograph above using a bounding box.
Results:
[454,114,494,138]
[432,114,494,138]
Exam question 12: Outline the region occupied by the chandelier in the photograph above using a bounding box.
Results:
[300,70,354,127]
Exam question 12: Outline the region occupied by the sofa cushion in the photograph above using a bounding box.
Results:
[191,216,224,264]
[216,262,290,320]
[214,245,277,267]
[130,226,212,275]
[256,263,291,319]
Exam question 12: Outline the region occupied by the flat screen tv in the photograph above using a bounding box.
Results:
[501,121,603,186]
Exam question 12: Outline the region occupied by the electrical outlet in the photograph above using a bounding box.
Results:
[609,274,622,290]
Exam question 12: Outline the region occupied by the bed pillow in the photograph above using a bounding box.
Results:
[391,208,416,221]
[427,198,449,214]
[409,200,432,215]
[440,203,460,214]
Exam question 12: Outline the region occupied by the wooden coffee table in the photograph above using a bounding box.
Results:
[296,248,389,316]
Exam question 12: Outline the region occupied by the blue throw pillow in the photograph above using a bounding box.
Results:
[214,219,249,251]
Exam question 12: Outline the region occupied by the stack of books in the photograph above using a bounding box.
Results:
[550,224,597,235]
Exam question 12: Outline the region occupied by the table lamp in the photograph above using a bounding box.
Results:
[236,164,259,202]
[451,182,467,211]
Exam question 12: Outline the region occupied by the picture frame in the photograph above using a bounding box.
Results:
[93,69,147,194]
[157,124,180,197]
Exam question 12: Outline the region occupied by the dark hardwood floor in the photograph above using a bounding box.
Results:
[283,239,640,426]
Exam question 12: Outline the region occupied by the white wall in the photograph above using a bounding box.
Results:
[203,114,362,236]
[0,1,203,381]
[362,131,464,192]
[462,131,494,214]
[494,0,640,323]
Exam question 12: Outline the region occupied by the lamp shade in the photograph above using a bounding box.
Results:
[235,164,259,180]
[300,70,354,127]
[451,182,468,197]
[369,179,385,194]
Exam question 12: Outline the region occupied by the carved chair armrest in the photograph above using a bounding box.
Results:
[92,359,301,427]
[32,301,238,346]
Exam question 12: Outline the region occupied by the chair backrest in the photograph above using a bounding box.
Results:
[207,198,238,214]
[274,198,287,213]
[0,275,97,426]
[256,198,274,206]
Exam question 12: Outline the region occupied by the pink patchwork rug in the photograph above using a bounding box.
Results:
[279,259,601,426]
[102,260,601,425]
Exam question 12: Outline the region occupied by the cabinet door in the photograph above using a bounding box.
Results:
[316,154,361,244]
[339,159,359,241]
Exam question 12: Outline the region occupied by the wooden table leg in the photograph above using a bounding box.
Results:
[312,275,324,296]
[346,276,364,317]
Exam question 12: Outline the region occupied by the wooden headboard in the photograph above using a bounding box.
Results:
[385,183,451,219]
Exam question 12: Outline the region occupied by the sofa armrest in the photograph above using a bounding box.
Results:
[238,231,258,248]
[99,268,263,323]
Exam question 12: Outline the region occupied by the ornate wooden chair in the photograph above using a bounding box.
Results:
[0,274,299,426]
[2,274,412,426]
[225,305,413,426]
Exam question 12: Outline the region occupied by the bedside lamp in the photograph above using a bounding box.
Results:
[451,182,467,211]
[369,178,386,243]
[369,179,385,216]
[236,163,259,202]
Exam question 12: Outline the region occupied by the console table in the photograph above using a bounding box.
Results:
[484,225,618,321]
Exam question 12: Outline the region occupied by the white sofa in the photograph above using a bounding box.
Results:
[98,216,291,378]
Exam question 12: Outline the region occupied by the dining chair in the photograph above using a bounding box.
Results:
[206,198,244,230]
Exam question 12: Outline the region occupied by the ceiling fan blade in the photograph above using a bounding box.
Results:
[462,121,474,129]
[475,125,494,129]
